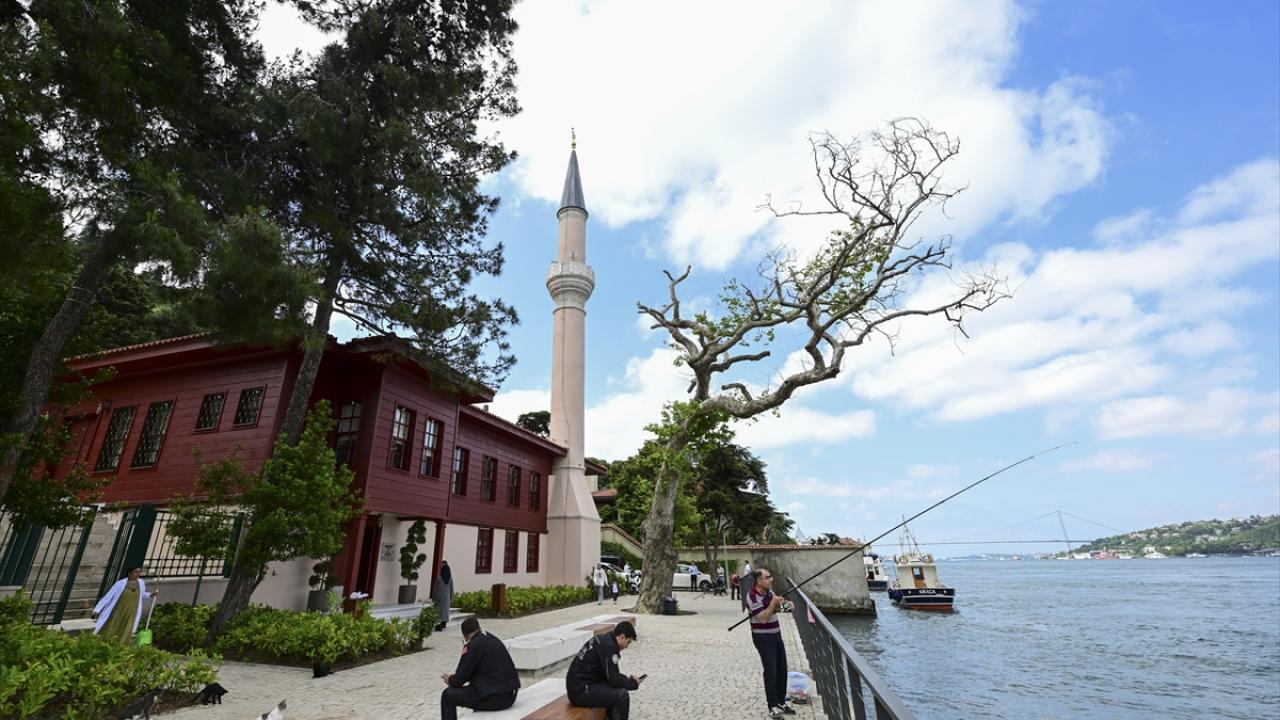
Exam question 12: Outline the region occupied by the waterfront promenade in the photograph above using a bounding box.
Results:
[169,593,826,720]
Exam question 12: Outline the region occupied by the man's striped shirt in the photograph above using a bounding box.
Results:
[746,586,780,634]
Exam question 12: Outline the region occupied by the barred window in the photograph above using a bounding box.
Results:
[507,465,521,506]
[194,392,225,431]
[130,401,175,468]
[94,406,136,472]
[389,406,415,471]
[419,418,443,477]
[232,387,265,426]
[526,532,539,573]
[503,530,519,573]
[475,528,493,574]
[451,447,469,496]
[335,401,361,465]
[529,472,542,511]
[481,456,497,502]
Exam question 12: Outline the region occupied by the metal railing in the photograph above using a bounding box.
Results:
[0,506,97,625]
[786,578,915,720]
[100,504,244,598]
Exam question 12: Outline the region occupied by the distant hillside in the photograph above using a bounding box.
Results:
[1073,515,1280,556]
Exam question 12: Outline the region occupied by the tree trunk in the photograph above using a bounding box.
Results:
[0,242,117,504]
[206,563,261,642]
[207,254,345,640]
[278,253,343,446]
[634,434,688,613]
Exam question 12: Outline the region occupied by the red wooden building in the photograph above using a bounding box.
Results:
[52,333,593,607]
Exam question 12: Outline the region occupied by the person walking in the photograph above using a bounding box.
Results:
[440,618,521,720]
[594,564,607,605]
[739,560,752,611]
[92,565,155,644]
[432,561,454,630]
[746,568,795,718]
[611,578,620,604]
[567,621,642,719]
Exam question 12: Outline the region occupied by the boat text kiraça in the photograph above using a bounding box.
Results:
[888,520,955,612]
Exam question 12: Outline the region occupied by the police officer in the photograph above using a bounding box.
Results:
[566,621,643,719]
[440,618,521,720]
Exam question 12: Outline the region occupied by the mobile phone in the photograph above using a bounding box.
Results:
[638,673,648,681]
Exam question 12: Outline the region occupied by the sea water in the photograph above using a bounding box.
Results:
[828,557,1280,719]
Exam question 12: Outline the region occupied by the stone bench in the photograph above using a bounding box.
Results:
[459,679,605,720]
[504,614,636,675]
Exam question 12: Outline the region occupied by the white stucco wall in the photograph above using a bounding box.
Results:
[440,523,548,594]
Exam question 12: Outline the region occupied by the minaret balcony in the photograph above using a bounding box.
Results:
[546,261,596,310]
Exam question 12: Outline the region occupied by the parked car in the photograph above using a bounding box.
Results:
[601,562,640,593]
[673,563,714,592]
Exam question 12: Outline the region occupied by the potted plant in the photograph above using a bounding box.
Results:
[398,519,428,604]
[307,560,338,612]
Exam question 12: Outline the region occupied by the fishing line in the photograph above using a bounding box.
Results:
[726,442,1075,632]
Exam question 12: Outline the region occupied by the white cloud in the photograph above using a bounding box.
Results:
[838,159,1280,430]
[1059,449,1155,473]
[1095,389,1280,440]
[256,1,332,61]
[500,0,1110,270]
[1093,209,1153,244]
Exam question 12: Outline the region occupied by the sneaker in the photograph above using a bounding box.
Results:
[769,707,786,719]
[780,702,797,715]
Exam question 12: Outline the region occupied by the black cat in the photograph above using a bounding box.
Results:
[193,681,228,705]
[111,687,162,719]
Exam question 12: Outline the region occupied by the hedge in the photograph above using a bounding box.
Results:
[149,601,439,669]
[452,584,594,617]
[0,592,218,720]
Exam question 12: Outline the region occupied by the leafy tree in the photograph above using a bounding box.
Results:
[632,120,1007,612]
[207,0,521,631]
[166,401,363,641]
[764,511,798,545]
[687,442,773,571]
[0,0,271,504]
[516,410,550,437]
[606,439,700,544]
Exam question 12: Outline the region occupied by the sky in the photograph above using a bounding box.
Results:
[269,0,1280,557]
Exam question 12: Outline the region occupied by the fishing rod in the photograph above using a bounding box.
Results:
[726,442,1074,632]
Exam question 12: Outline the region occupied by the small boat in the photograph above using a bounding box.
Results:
[1144,550,1168,559]
[1185,553,1207,558]
[887,522,955,612]
[863,552,889,591]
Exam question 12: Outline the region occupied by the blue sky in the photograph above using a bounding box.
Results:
[310,1,1280,556]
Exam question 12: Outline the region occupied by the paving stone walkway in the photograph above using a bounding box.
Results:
[167,592,829,720]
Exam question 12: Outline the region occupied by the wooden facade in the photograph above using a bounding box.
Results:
[53,334,569,597]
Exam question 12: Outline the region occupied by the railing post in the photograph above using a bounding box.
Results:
[848,655,867,720]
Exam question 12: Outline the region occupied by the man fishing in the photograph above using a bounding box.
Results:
[746,568,794,718]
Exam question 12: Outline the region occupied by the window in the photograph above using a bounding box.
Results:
[194,392,225,431]
[529,472,542,511]
[388,405,415,471]
[507,465,521,506]
[94,406,136,472]
[335,401,361,465]
[475,528,493,574]
[130,401,174,468]
[503,531,519,573]
[480,456,497,502]
[526,532,539,573]
[419,418,443,477]
[451,448,469,495]
[232,386,265,426]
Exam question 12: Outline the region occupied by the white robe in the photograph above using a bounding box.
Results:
[93,577,151,635]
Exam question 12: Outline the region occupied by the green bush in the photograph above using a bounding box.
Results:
[0,592,218,720]
[601,541,642,569]
[152,602,427,667]
[453,584,595,618]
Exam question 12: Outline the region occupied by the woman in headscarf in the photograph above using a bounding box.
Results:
[92,565,154,643]
[432,560,453,630]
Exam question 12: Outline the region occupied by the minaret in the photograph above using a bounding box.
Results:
[545,131,600,585]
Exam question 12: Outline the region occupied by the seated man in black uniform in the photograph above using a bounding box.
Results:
[441,617,521,720]
[566,620,642,720]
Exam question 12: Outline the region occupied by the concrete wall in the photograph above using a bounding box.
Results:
[440,523,548,594]
[155,556,313,610]
[751,548,874,615]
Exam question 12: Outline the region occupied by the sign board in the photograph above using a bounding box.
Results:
[380,542,396,562]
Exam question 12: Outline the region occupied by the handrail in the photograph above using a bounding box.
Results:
[786,577,915,720]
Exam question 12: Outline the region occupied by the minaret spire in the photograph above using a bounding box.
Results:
[545,138,598,586]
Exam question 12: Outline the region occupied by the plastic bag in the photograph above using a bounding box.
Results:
[787,671,811,702]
